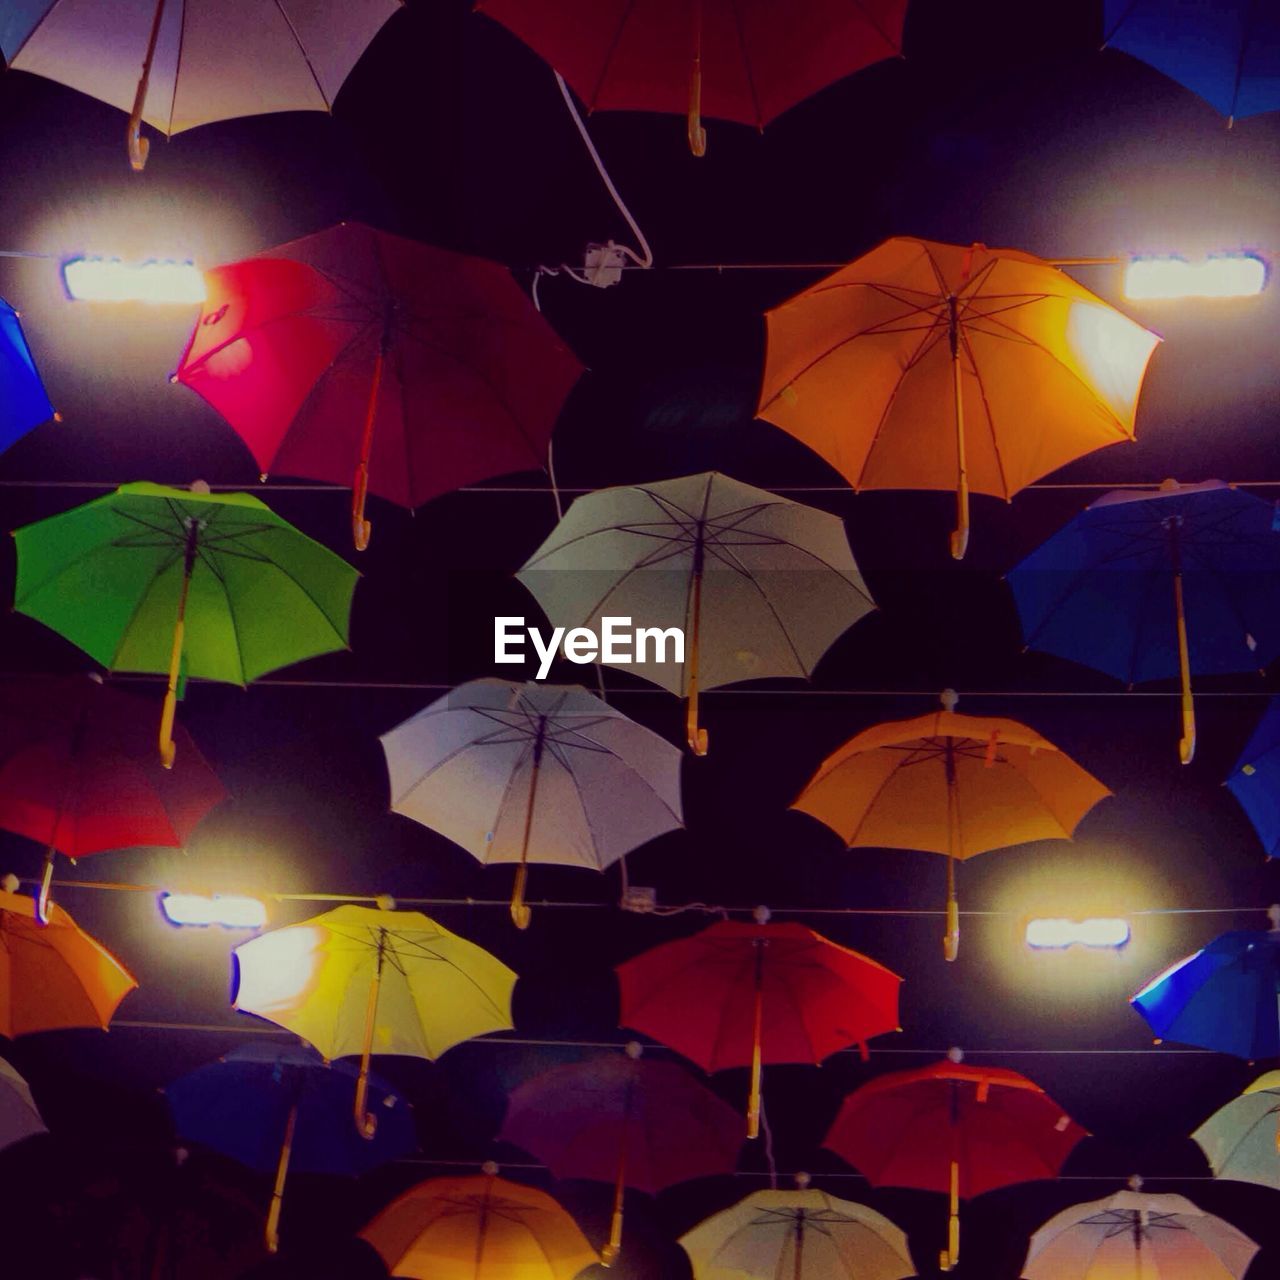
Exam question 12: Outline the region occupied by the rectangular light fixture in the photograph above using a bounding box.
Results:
[1123,254,1267,300]
[1026,917,1131,950]
[160,892,267,929]
[61,256,207,304]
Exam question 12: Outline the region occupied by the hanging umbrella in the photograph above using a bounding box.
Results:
[500,1042,743,1264]
[232,904,516,1136]
[518,471,876,754]
[12,481,358,769]
[1226,697,1280,859]
[823,1054,1087,1273]
[0,884,137,1036]
[757,237,1159,558]
[166,1042,417,1253]
[381,679,683,929]
[477,0,907,154]
[0,1057,47,1154]
[1007,479,1280,764]
[679,1182,913,1280]
[0,674,226,923]
[360,1167,598,1280]
[0,0,400,168]
[0,295,56,455]
[616,915,901,1139]
[791,692,1110,961]
[1023,1181,1258,1280]
[1194,1069,1280,1189]
[175,222,584,549]
[1103,0,1280,123]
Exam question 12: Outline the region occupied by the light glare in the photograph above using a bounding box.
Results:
[160,892,267,929]
[62,257,207,304]
[1123,255,1267,300]
[1026,917,1131,950]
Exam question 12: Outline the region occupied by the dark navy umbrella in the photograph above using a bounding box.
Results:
[166,1042,417,1252]
[1227,697,1280,859]
[1007,480,1280,764]
[0,297,56,456]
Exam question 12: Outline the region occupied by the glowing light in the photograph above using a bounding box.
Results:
[61,257,207,304]
[160,892,267,929]
[1026,917,1131,950]
[1123,255,1267,300]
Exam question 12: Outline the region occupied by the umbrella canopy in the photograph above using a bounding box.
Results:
[792,698,1109,960]
[381,679,683,929]
[825,1057,1085,1271]
[518,471,876,754]
[0,1056,47,1154]
[0,295,55,455]
[616,918,901,1138]
[175,222,584,549]
[1008,480,1280,764]
[477,0,907,154]
[1226,696,1280,860]
[500,1044,743,1262]
[1131,925,1280,1059]
[1104,0,1280,122]
[679,1187,913,1280]
[0,887,137,1037]
[1194,1070,1280,1188]
[233,905,516,1135]
[758,237,1159,558]
[12,482,358,768]
[360,1170,598,1280]
[1023,1187,1258,1280]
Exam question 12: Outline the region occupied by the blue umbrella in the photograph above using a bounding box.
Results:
[1227,698,1280,860]
[166,1042,417,1252]
[1104,0,1280,122]
[1131,920,1280,1059]
[0,296,56,455]
[1007,480,1280,764]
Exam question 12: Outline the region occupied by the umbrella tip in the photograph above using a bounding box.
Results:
[482,1161,499,1177]
[794,1172,811,1189]
[940,689,958,711]
[625,1040,643,1060]
[190,479,211,495]
[1268,904,1280,932]
[946,1046,964,1063]
[1,873,18,894]
[88,671,103,684]
[375,893,396,912]
[753,904,772,925]
[1127,1174,1143,1191]
[1158,478,1179,492]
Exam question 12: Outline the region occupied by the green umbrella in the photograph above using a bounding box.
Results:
[13,482,358,767]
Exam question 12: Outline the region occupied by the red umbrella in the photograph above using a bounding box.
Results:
[175,222,584,550]
[0,675,225,920]
[823,1055,1088,1272]
[500,1043,743,1264]
[478,0,907,154]
[616,916,901,1138]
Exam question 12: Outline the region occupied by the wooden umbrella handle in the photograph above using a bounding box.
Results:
[687,0,707,155]
[1174,570,1195,764]
[939,1159,960,1270]
[127,0,167,171]
[265,1102,298,1253]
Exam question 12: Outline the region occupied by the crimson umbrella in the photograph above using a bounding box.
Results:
[175,222,584,549]
[616,915,901,1139]
[0,674,225,921]
[500,1042,743,1264]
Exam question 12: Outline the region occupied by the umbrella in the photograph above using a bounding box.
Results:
[1007,479,1280,764]
[616,915,901,1139]
[757,237,1159,558]
[12,481,358,768]
[1130,918,1280,1059]
[500,1042,743,1263]
[1023,1181,1258,1280]
[0,0,400,168]
[477,0,907,154]
[823,1054,1087,1272]
[166,1042,417,1252]
[233,904,516,1136]
[380,679,683,929]
[518,471,876,754]
[1194,1070,1280,1189]
[679,1182,913,1280]
[0,1057,47,1154]
[1104,0,1280,122]
[0,884,137,1036]
[0,295,56,455]
[1226,696,1280,859]
[175,222,584,549]
[791,692,1110,960]
[360,1167,598,1280]
[0,674,226,923]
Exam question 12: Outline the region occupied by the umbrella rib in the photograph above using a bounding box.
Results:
[710,543,817,677]
[957,326,1012,500]
[1123,565,1166,687]
[164,0,186,136]
[587,0,641,110]
[551,747,609,869]
[197,548,250,685]
[725,0,765,128]
[272,0,332,109]
[838,760,916,848]
[181,305,370,381]
[106,546,185,671]
[484,737,536,866]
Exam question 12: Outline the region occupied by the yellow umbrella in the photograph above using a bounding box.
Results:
[758,237,1159,558]
[232,904,516,1136]
[791,692,1110,960]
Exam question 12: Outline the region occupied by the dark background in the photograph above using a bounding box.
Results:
[2,1,1280,1276]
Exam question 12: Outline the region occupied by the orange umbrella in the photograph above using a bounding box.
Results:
[791,693,1110,960]
[0,882,137,1035]
[758,237,1159,558]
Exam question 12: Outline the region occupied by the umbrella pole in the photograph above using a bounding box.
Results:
[511,721,546,930]
[747,938,765,1138]
[127,0,166,170]
[159,519,200,770]
[944,738,960,961]
[1168,519,1196,764]
[264,1100,298,1253]
[792,1211,805,1280]
[354,929,386,1138]
[687,0,707,155]
[352,327,389,552]
[946,295,970,560]
[685,552,709,755]
[601,1146,627,1266]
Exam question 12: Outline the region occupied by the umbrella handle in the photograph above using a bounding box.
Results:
[685,690,709,756]
[1173,571,1195,763]
[126,116,150,172]
[265,1101,298,1253]
[600,1164,625,1266]
[352,463,372,552]
[353,1068,378,1139]
[939,1160,960,1270]
[158,614,185,770]
[687,59,707,156]
[944,857,960,962]
[948,305,970,560]
[36,847,56,926]
[126,0,166,171]
[510,861,532,930]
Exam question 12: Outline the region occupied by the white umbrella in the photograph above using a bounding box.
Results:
[381,679,684,928]
[1194,1069,1280,1189]
[0,1057,47,1155]
[518,472,876,755]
